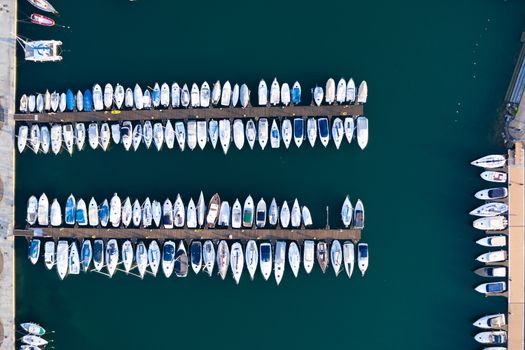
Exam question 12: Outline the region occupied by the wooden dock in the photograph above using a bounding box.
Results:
[14,227,361,243]
[13,104,364,123]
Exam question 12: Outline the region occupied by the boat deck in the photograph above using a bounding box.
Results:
[13,104,364,123]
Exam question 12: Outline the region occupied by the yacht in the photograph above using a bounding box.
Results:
[258,118,269,150]
[64,194,76,225]
[75,123,86,151]
[181,84,190,108]
[246,119,256,149]
[187,120,197,151]
[474,187,508,200]
[270,119,281,148]
[346,78,356,102]
[469,203,508,217]
[473,314,506,329]
[354,199,365,229]
[132,199,141,227]
[132,123,142,151]
[233,119,245,150]
[200,81,210,108]
[186,198,197,228]
[245,240,258,280]
[195,121,207,150]
[274,241,286,285]
[318,118,330,147]
[341,196,353,227]
[259,242,272,281]
[203,240,215,276]
[475,331,507,344]
[121,240,134,273]
[476,250,507,263]
[121,121,133,151]
[40,125,50,154]
[258,79,268,105]
[474,266,506,278]
[136,241,148,278]
[331,240,342,276]
[220,81,232,106]
[173,194,185,228]
[243,195,254,228]
[143,121,153,149]
[153,122,165,151]
[357,80,368,103]
[217,240,229,280]
[325,78,335,104]
[281,119,292,148]
[288,242,300,278]
[197,191,206,228]
[105,239,119,277]
[307,117,317,147]
[142,198,152,228]
[50,124,62,155]
[336,78,347,103]
[148,240,161,276]
[61,124,74,155]
[293,118,304,148]
[28,239,40,265]
[313,86,324,106]
[88,123,99,150]
[165,120,175,150]
[190,83,200,108]
[50,198,61,226]
[76,91,83,111]
[56,240,68,280]
[218,201,230,227]
[476,236,506,247]
[21,335,48,347]
[471,155,506,169]
[332,117,344,149]
[480,171,507,183]
[211,80,221,106]
[240,83,250,108]
[358,243,369,276]
[37,193,49,226]
[162,199,174,229]
[171,83,181,108]
[93,84,103,111]
[317,241,329,273]
[255,198,267,228]
[93,239,104,272]
[343,241,355,278]
[290,199,301,227]
[109,194,122,227]
[231,199,242,228]
[209,119,219,149]
[281,83,291,106]
[99,199,109,227]
[231,83,240,107]
[121,197,132,227]
[206,193,221,228]
[303,240,315,274]
[219,119,231,155]
[80,240,92,272]
[268,198,278,226]
[356,116,369,150]
[230,242,244,284]
[190,241,202,274]
[99,123,111,151]
[302,206,313,227]
[17,125,28,153]
[29,124,40,154]
[103,83,113,109]
[473,216,508,231]
[280,201,290,228]
[162,240,176,278]
[44,241,55,270]
[175,121,186,151]
[124,87,133,109]
[114,84,125,109]
[88,197,99,227]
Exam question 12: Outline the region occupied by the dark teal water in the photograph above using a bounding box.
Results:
[14,0,525,349]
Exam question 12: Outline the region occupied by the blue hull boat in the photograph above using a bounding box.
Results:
[65,194,76,225]
[83,89,93,112]
[66,89,75,111]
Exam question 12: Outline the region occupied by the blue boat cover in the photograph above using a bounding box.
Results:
[294,118,303,138]
[83,90,93,112]
[319,119,329,137]
[292,86,301,104]
[66,89,75,111]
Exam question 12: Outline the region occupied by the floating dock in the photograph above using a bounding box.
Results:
[14,227,361,243]
[13,104,364,123]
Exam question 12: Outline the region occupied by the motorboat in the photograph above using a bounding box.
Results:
[197,120,207,150]
[476,250,507,263]
[344,117,355,144]
[68,241,80,275]
[233,119,245,150]
[20,322,46,336]
[246,119,256,149]
[99,199,109,227]
[21,335,48,347]
[148,240,161,276]
[221,80,231,106]
[109,193,122,227]
[44,241,55,270]
[27,0,58,14]
[469,203,508,217]
[88,123,98,150]
[173,194,185,228]
[50,91,59,112]
[281,83,290,106]
[230,242,244,284]
[143,90,152,109]
[62,124,74,155]
[60,92,67,112]
[81,240,92,272]
[255,198,266,228]
[50,198,61,226]
[290,199,301,227]
[331,240,342,276]
[268,198,278,226]
[121,197,132,227]
[114,84,124,109]
[346,78,356,102]
[211,80,221,106]
[474,266,506,278]
[28,239,40,265]
[231,83,240,107]
[281,119,292,148]
[162,240,176,278]
[187,120,197,151]
[103,83,113,110]
[259,242,272,280]
[274,241,286,285]
[341,196,353,228]
[291,81,301,105]
[153,122,164,151]
[64,194,76,225]
[245,240,258,280]
[132,123,142,151]
[135,241,148,278]
[92,84,103,111]
[318,118,329,147]
[121,121,132,151]
[164,120,175,149]
[293,118,304,148]
[270,119,280,148]
[37,193,49,226]
[357,80,368,103]
[45,90,52,111]
[50,124,62,155]
[171,83,180,108]
[317,241,329,273]
[313,86,324,106]
[124,88,133,109]
[474,331,507,344]
[160,83,170,108]
[217,240,229,280]
[481,171,507,183]
[306,117,317,147]
[74,123,85,151]
[258,118,269,150]
[139,120,151,149]
[181,84,190,108]
[162,199,174,229]
[258,79,268,105]
[121,240,133,273]
[357,243,369,276]
[208,119,218,149]
[197,191,206,227]
[302,206,313,227]
[473,313,506,329]
[142,198,152,228]
[151,83,161,108]
[99,123,110,151]
[356,116,369,150]
[303,240,315,274]
[219,119,231,154]
[476,236,506,247]
[187,198,197,228]
[28,94,36,113]
[190,241,202,274]
[56,240,68,280]
[325,78,335,104]
[270,78,280,105]
[190,83,200,108]
[93,239,104,272]
[354,199,365,229]
[36,93,44,113]
[20,95,28,113]
[336,78,347,103]
[174,121,185,151]
[243,195,254,228]
[206,193,221,228]
[203,240,215,276]
[88,197,99,226]
[240,83,250,108]
[280,201,290,228]
[132,199,141,227]
[475,187,508,200]
[231,199,242,228]
[288,242,300,278]
[200,81,210,108]
[29,125,40,154]
[473,216,508,231]
[343,241,355,278]
[332,118,344,149]
[218,201,230,227]
[471,155,506,169]
[40,125,50,154]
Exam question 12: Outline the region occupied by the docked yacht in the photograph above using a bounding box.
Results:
[259,242,272,281]
[124,87,133,109]
[317,241,329,273]
[92,84,103,111]
[37,193,49,226]
[221,81,232,106]
[121,121,133,151]
[480,171,507,183]
[293,118,304,148]
[191,83,200,108]
[233,119,245,150]
[331,240,342,276]
[56,240,68,280]
[29,124,40,154]
[81,240,92,272]
[230,242,244,284]
[475,331,507,345]
[357,80,368,103]
[44,241,55,270]
[281,119,292,149]
[68,241,80,275]
[142,198,152,228]
[290,199,301,228]
[88,197,99,227]
[218,201,230,227]
[288,242,300,278]
[231,199,242,228]
[240,83,250,108]
[121,197,132,227]
[476,250,507,263]
[76,91,83,111]
[217,240,229,280]
[206,193,221,228]
[354,199,365,229]
[142,121,153,149]
[173,195,185,228]
[209,120,219,149]
[196,121,207,150]
[318,118,330,147]
[50,124,62,155]
[302,206,313,227]
[162,240,176,278]
[99,199,109,227]
[187,120,197,151]
[50,198,61,226]
[165,120,175,149]
[187,198,197,228]
[471,155,506,169]
[132,123,142,151]
[268,198,278,226]
[255,198,267,228]
[258,79,268,105]
[103,83,113,110]
[148,240,161,276]
[356,116,369,150]
[274,241,286,285]
[231,83,240,107]
[246,119,256,149]
[291,81,301,104]
[341,196,353,228]
[40,125,50,154]
[93,239,104,272]
[135,241,148,278]
[28,239,40,265]
[343,241,355,278]
[357,242,369,276]
[243,195,254,228]
[64,194,76,225]
[20,322,46,336]
[476,236,506,247]
[245,240,258,280]
[469,203,508,217]
[132,199,141,227]
[303,240,315,274]
[325,78,335,104]
[307,118,317,147]
[280,201,290,228]
[203,240,215,276]
[171,83,181,108]
[50,91,59,112]
[270,119,281,148]
[474,266,506,278]
[336,78,347,103]
[175,121,186,151]
[313,86,324,106]
[121,240,133,273]
[152,122,163,151]
[473,313,506,329]
[99,123,111,151]
[115,84,125,109]
[281,83,291,106]
[473,216,508,231]
[200,81,210,108]
[332,117,344,149]
[21,335,48,347]
[75,123,85,151]
[162,199,174,229]
[346,78,356,102]
[190,241,202,274]
[181,84,190,108]
[475,187,508,200]
[219,119,231,155]
[211,81,221,106]
[258,118,269,150]
[109,193,122,227]
[197,191,206,228]
[88,123,98,150]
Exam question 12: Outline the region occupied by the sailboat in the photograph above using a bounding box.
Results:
[187,120,197,150]
[313,86,324,106]
[343,241,355,278]
[245,119,256,149]
[357,81,368,103]
[114,84,125,109]
[56,240,68,280]
[240,83,250,108]
[332,118,344,149]
[341,196,353,228]
[325,78,335,104]
[231,199,242,229]
[197,120,207,150]
[206,193,220,228]
[217,240,230,280]
[292,81,301,104]
[203,240,215,276]
[197,191,206,228]
[280,201,290,228]
[346,78,356,103]
[121,240,134,273]
[302,206,313,227]
[44,241,55,270]
[50,124,62,155]
[200,81,210,108]
[171,83,180,108]
[88,197,99,226]
[231,83,240,107]
[186,198,197,228]
[220,81,231,106]
[135,241,148,279]
[270,119,280,148]
[99,199,109,227]
[268,198,278,226]
[75,123,85,151]
[37,193,49,226]
[245,240,258,280]
[258,79,268,106]
[152,83,161,108]
[81,240,92,272]
[88,123,98,150]
[336,78,347,103]
[274,241,286,285]
[148,240,161,276]
[307,117,317,147]
[124,88,133,109]
[92,84,103,111]
[270,78,280,105]
[288,242,300,278]
[121,121,132,151]
[29,125,40,154]
[121,197,132,228]
[162,199,174,229]
[281,119,292,148]
[191,83,200,108]
[233,119,245,150]
[281,83,291,106]
[331,240,342,276]
[160,83,170,108]
[68,241,80,275]
[258,118,269,150]
[290,199,301,228]
[174,121,185,151]
[50,198,61,226]
[219,119,231,155]
[27,0,59,15]
[99,123,110,151]
[162,240,176,278]
[109,193,122,227]
[40,125,50,154]
[303,240,315,274]
[211,81,221,106]
[218,201,230,227]
[230,242,244,284]
[164,120,175,149]
[153,122,164,151]
[173,194,185,228]
[20,322,46,336]
[132,199,141,227]
[103,83,113,110]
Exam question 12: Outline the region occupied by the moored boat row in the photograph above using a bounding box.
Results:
[18,321,49,348]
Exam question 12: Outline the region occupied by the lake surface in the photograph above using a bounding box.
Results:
[14,0,525,349]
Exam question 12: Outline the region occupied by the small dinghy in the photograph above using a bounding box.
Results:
[56,240,68,280]
[134,84,144,110]
[148,240,161,276]
[211,80,221,106]
[68,241,80,275]
[233,119,245,150]
[74,123,85,151]
[336,78,347,103]
[357,242,369,276]
[200,81,210,108]
[99,199,109,227]
[219,119,231,154]
[476,235,507,247]
[190,241,203,274]
[240,83,250,108]
[474,187,508,200]
[302,206,313,226]
[218,201,230,227]
[343,241,355,278]
[245,240,258,280]
[135,241,148,278]
[44,241,55,270]
[114,84,124,109]
[121,197,132,227]
[270,119,281,148]
[103,83,113,110]
[293,118,304,148]
[124,87,133,109]
[318,118,330,147]
[64,194,76,225]
[173,194,185,228]
[162,199,174,229]
[132,199,142,227]
[142,198,152,228]
[258,118,269,150]
[37,193,49,226]
[341,196,353,227]
[313,86,324,106]
[303,240,315,274]
[175,121,186,151]
[190,83,200,108]
[208,119,219,149]
[50,198,61,226]
[92,239,104,272]
[21,335,48,347]
[230,242,244,284]
[92,84,103,111]
[28,239,40,265]
[473,313,506,329]
[325,78,335,104]
[280,201,290,228]
[164,120,175,149]
[268,198,278,226]
[50,124,62,155]
[255,198,266,228]
[50,91,59,112]
[243,195,254,228]
[121,240,134,273]
[109,193,122,227]
[231,83,240,107]
[474,266,506,278]
[203,240,215,276]
[187,120,197,151]
[62,124,74,155]
[162,240,176,278]
[186,198,197,228]
[217,240,230,280]
[197,120,207,150]
[26,196,38,225]
[206,193,221,228]
[331,240,342,276]
[317,241,329,273]
[153,122,164,151]
[480,171,507,183]
[281,119,292,148]
[290,199,301,228]
[474,331,507,345]
[476,250,507,263]
[40,125,50,154]
[288,242,300,278]
[332,117,344,149]
[471,155,506,169]
[197,191,206,228]
[29,125,40,154]
[270,78,280,106]
[81,240,92,272]
[75,198,88,226]
[151,83,161,108]
[473,216,508,230]
[143,121,153,149]
[259,242,272,280]
[171,83,180,108]
[221,81,231,106]
[281,83,290,106]
[88,123,99,150]
[469,203,508,217]
[231,199,242,228]
[274,241,286,285]
[258,79,268,106]
[132,123,143,151]
[357,80,368,103]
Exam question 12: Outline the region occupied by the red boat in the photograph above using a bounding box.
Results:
[30,13,55,27]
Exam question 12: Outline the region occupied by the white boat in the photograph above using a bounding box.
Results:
[231,199,242,228]
[20,322,46,336]
[28,239,40,265]
[317,242,329,273]
[26,196,37,227]
[344,117,355,144]
[473,314,506,329]
[37,193,49,226]
[109,193,122,227]
[191,83,200,108]
[231,83,240,107]
[21,335,48,347]
[124,87,133,109]
[258,79,268,106]
[288,242,300,278]
[331,118,344,149]
[200,81,210,108]
[135,241,148,278]
[121,197,132,227]
[92,84,103,111]
[50,124,62,155]
[230,242,244,284]
[121,121,132,151]
[181,84,190,108]
[240,83,250,108]
[243,195,254,228]
[259,242,272,280]
[281,83,291,106]
[354,199,365,229]
[221,80,231,106]
[40,126,50,154]
[343,241,355,278]
[281,119,292,149]
[19,94,27,113]
[474,266,507,278]
[255,198,266,228]
[476,250,507,263]
[173,243,188,277]
[475,187,508,200]
[341,196,353,228]
[68,241,80,275]
[73,198,87,226]
[88,197,98,226]
[187,120,197,151]
[325,78,335,104]
[103,83,113,110]
[270,119,280,148]
[197,120,207,150]
[218,119,231,155]
[331,240,342,276]
[313,86,324,106]
[301,206,312,227]
[293,118,304,148]
[62,124,74,155]
[99,199,109,227]
[306,118,317,147]
[186,198,197,228]
[27,94,35,113]
[318,118,329,147]
[114,84,125,109]
[245,240,258,280]
[280,201,290,228]
[245,119,256,149]
[44,91,51,111]
[475,331,507,345]
[473,216,508,230]
[203,240,215,276]
[218,201,230,227]
[173,194,185,228]
[148,240,161,276]
[143,90,152,109]
[87,123,99,150]
[141,120,152,149]
[469,203,508,217]
[481,171,507,183]
[164,120,175,149]
[121,240,133,273]
[357,243,369,276]
[93,239,104,272]
[171,82,180,108]
[50,91,59,112]
[50,198,61,226]
[64,194,76,225]
[274,241,286,285]
[233,119,244,150]
[290,199,301,228]
[206,193,221,228]
[217,240,229,280]
[153,122,164,151]
[197,191,206,227]
[99,122,110,151]
[346,78,356,102]
[160,83,170,108]
[29,124,40,154]
[269,78,280,105]
[81,240,92,272]
[174,121,185,151]
[162,240,176,278]
[74,123,85,151]
[132,199,141,227]
[163,199,174,229]
[190,241,202,274]
[356,116,369,150]
[134,84,144,110]
[258,118,269,150]
[44,241,55,270]
[56,240,68,280]
[268,198,278,226]
[357,80,368,103]
[336,78,347,103]
[211,80,221,106]
[471,155,506,169]
[142,198,152,228]
[208,119,218,149]
[303,240,314,274]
